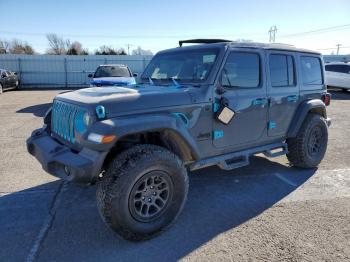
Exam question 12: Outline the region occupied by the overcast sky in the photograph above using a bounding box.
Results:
[0,0,349,54]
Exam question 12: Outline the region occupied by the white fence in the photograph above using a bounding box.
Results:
[0,54,347,89]
[0,54,153,88]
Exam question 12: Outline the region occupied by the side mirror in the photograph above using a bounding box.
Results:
[133,73,138,77]
[88,73,93,78]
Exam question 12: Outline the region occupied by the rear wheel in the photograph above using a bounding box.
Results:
[96,144,188,241]
[287,113,328,168]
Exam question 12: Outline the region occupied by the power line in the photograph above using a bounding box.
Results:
[279,24,350,38]
[1,23,350,41]
[0,30,264,40]
[317,45,350,51]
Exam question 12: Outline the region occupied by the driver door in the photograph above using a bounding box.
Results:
[213,50,268,149]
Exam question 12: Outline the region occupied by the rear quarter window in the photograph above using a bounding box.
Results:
[301,56,323,85]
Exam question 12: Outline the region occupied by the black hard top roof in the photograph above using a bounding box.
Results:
[160,39,321,55]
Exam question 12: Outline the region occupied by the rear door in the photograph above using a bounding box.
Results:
[213,49,268,149]
[343,65,350,88]
[325,64,349,88]
[336,64,350,89]
[266,51,299,137]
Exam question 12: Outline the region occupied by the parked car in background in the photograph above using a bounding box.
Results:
[88,64,137,87]
[325,62,350,91]
[0,69,20,94]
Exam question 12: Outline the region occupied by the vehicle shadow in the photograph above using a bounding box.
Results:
[16,103,52,117]
[0,156,316,261]
[328,89,350,100]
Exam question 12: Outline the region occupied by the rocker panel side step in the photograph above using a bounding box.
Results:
[189,142,288,171]
[263,143,288,158]
[218,155,250,170]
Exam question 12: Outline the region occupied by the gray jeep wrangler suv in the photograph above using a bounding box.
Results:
[27,39,331,241]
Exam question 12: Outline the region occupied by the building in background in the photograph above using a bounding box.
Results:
[323,55,350,63]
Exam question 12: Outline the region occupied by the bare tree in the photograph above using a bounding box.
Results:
[132,46,153,55]
[46,33,69,55]
[0,39,10,54]
[95,45,117,55]
[67,41,89,55]
[9,39,35,54]
[118,48,127,55]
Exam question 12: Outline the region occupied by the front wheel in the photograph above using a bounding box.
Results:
[96,144,188,241]
[287,113,328,168]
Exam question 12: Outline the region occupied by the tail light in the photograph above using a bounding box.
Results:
[322,93,331,106]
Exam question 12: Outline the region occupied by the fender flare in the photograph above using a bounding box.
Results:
[85,114,200,160]
[287,99,327,138]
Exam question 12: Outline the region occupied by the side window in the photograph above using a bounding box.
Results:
[339,65,350,74]
[222,52,260,88]
[325,65,344,73]
[301,56,323,85]
[269,54,295,87]
[325,65,338,72]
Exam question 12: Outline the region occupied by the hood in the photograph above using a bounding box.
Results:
[56,84,193,117]
[91,77,136,86]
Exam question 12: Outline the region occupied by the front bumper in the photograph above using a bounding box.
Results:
[26,128,107,183]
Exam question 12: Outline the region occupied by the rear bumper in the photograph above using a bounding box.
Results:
[26,128,107,183]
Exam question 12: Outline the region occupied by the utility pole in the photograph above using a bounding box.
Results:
[336,44,341,55]
[126,44,134,55]
[268,25,278,43]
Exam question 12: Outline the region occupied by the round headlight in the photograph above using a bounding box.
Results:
[75,111,90,134]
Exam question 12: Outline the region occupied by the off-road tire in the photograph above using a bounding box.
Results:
[96,144,189,241]
[287,113,328,168]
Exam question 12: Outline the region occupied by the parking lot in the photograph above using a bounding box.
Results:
[0,89,349,261]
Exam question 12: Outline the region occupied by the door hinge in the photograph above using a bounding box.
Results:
[213,130,224,140]
[213,102,220,113]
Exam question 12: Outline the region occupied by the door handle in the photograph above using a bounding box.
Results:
[287,95,298,102]
[252,98,268,106]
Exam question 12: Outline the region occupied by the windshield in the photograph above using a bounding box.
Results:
[141,48,219,83]
[94,65,131,78]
